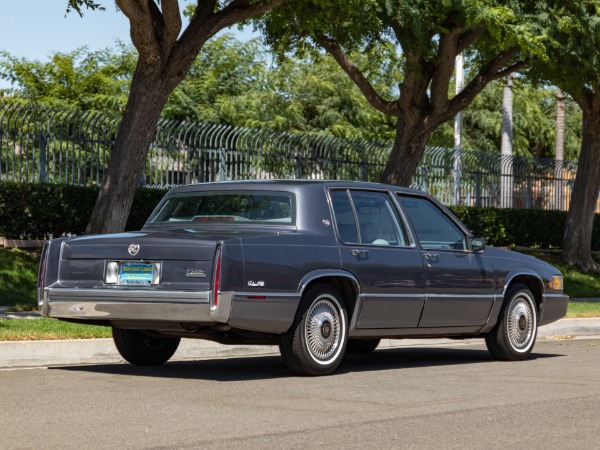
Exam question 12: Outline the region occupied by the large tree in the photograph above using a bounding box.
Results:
[528,0,600,272]
[83,0,284,234]
[260,0,550,186]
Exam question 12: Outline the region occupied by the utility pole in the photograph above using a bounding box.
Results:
[500,75,513,208]
[453,53,464,206]
[554,88,565,210]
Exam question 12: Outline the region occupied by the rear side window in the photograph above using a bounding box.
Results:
[330,190,358,243]
[330,189,408,246]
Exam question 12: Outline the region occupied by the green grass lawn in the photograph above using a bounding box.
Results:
[527,252,600,299]
[0,248,39,309]
[0,318,112,341]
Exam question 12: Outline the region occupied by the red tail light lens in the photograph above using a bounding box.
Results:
[211,247,222,310]
[38,244,49,306]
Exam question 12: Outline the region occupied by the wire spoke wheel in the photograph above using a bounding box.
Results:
[305,297,342,362]
[279,284,348,376]
[507,295,535,351]
[485,283,537,361]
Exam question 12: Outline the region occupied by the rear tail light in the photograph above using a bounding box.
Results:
[38,244,49,306]
[211,247,222,311]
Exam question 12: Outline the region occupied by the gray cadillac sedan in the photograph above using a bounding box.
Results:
[38,180,568,375]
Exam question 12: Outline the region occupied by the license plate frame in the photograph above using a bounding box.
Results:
[118,262,154,286]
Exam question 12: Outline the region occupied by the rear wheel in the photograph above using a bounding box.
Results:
[113,328,180,366]
[485,284,537,361]
[279,284,348,376]
[346,339,380,354]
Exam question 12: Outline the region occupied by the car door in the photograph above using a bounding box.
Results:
[397,195,496,327]
[330,189,426,329]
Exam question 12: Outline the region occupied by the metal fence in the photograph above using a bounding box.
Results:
[0,101,583,211]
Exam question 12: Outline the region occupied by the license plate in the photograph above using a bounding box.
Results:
[119,262,154,286]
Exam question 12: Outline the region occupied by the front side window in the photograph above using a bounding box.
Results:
[149,191,295,226]
[398,196,466,250]
[331,189,407,246]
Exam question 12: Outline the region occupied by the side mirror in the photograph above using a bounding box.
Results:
[470,237,486,253]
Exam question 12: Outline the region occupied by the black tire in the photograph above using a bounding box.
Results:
[112,328,180,366]
[485,283,538,361]
[346,339,380,354]
[279,284,348,376]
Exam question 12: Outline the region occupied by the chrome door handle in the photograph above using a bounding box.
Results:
[351,249,368,256]
[423,253,439,259]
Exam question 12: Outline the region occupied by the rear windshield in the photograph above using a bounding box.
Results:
[149,190,296,226]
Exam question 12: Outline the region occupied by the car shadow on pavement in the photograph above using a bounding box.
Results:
[52,346,564,382]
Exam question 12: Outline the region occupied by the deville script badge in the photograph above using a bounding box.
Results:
[128,244,140,256]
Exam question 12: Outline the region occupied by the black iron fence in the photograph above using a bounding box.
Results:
[0,101,584,210]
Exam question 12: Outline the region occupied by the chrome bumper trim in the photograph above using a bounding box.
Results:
[44,287,211,322]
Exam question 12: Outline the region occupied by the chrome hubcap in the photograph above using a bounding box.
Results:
[305,297,341,361]
[507,295,535,351]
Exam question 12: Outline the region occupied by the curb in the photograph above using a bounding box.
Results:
[1,318,599,369]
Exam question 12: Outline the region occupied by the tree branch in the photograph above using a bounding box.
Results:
[314,33,399,116]
[162,0,183,49]
[176,0,285,60]
[116,0,162,65]
[430,26,461,113]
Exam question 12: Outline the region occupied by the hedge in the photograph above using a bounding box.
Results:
[0,182,167,239]
[1,182,599,250]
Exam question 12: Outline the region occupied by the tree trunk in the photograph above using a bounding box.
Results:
[561,106,600,272]
[85,64,172,234]
[381,117,433,187]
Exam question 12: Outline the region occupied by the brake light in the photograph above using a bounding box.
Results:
[211,247,222,310]
[38,244,49,306]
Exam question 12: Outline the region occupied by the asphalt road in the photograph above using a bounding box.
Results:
[1,338,599,449]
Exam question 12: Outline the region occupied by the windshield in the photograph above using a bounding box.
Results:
[149,190,296,226]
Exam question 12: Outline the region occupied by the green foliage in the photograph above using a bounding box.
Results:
[1,35,397,141]
[0,182,166,239]
[0,248,38,307]
[164,35,397,140]
[0,44,135,112]
[449,206,588,249]
[430,80,582,160]
[65,0,105,16]
[527,1,600,105]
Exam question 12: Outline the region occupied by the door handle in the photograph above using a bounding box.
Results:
[351,249,368,256]
[423,253,439,259]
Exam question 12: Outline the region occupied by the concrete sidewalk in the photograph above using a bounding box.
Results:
[1,318,599,369]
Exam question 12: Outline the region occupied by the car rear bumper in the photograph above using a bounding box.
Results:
[41,287,300,333]
[539,293,569,326]
[42,287,214,323]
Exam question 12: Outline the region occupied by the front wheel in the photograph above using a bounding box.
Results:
[485,284,538,361]
[113,328,180,366]
[279,284,348,376]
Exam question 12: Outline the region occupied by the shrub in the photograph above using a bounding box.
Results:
[0,182,166,239]
[449,206,590,249]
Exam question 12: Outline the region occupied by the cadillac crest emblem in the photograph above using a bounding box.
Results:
[128,244,140,256]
